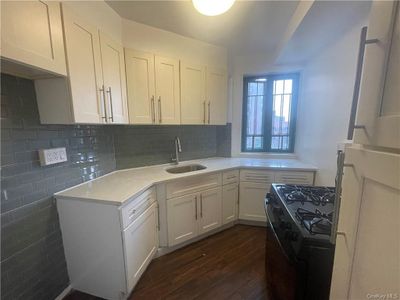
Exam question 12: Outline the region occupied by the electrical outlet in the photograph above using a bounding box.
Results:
[38,147,68,166]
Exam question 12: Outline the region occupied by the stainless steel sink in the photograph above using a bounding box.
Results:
[166,164,207,174]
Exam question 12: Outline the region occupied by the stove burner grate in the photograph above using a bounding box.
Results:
[278,185,335,206]
[295,208,333,235]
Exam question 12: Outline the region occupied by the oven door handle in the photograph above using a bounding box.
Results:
[266,209,295,264]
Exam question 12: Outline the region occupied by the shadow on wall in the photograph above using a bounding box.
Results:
[1,74,116,300]
[0,73,232,300]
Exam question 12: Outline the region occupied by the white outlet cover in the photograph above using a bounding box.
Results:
[38,147,68,166]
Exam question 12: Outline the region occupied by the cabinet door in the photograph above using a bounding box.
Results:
[354,1,400,149]
[206,67,227,125]
[154,56,181,124]
[123,202,158,292]
[1,1,67,76]
[167,193,198,246]
[180,62,206,124]
[222,183,238,225]
[199,187,222,234]
[239,182,268,222]
[125,49,155,124]
[330,147,400,299]
[99,32,128,124]
[62,5,104,123]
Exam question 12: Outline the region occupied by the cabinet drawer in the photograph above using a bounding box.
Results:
[274,171,314,185]
[223,170,239,185]
[166,173,222,199]
[121,187,156,229]
[240,169,274,183]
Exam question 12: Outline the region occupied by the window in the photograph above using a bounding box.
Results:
[242,73,299,153]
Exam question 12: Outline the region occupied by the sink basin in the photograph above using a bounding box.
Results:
[166,164,207,174]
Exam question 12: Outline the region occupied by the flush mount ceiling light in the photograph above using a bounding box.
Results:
[192,0,236,16]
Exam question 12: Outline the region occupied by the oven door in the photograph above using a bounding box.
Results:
[265,195,306,300]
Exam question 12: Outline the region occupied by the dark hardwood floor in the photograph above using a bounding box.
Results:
[65,225,268,300]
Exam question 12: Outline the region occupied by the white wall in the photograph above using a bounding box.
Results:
[295,17,369,186]
[122,19,227,68]
[62,1,227,69]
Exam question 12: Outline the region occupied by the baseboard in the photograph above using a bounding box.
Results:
[54,285,72,300]
[238,219,267,227]
[155,220,266,258]
[155,222,236,258]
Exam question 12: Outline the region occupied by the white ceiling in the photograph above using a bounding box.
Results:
[106,0,299,56]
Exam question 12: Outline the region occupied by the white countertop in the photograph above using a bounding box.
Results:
[55,157,317,205]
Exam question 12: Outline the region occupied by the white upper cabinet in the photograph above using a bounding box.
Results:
[206,67,228,125]
[354,1,400,149]
[125,50,180,125]
[99,32,129,124]
[125,49,155,124]
[62,6,104,123]
[35,5,128,124]
[1,1,67,77]
[155,56,181,124]
[180,62,207,124]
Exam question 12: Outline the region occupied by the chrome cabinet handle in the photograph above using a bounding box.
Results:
[195,195,198,220]
[200,194,203,218]
[106,87,114,122]
[151,96,155,123]
[99,85,107,122]
[157,205,160,231]
[347,26,379,139]
[158,96,162,123]
[203,101,206,124]
[208,101,211,124]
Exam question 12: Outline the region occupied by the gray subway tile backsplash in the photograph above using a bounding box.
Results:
[0,73,231,300]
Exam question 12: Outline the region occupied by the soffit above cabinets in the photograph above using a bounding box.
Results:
[276,0,372,65]
[106,0,299,56]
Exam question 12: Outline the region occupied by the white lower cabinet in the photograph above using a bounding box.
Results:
[198,187,222,234]
[56,187,158,300]
[124,202,159,292]
[239,182,269,222]
[238,169,315,222]
[167,192,199,246]
[222,183,239,224]
[167,187,222,247]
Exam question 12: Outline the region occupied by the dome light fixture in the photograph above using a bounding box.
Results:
[192,0,235,16]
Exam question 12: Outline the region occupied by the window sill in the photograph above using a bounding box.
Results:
[237,152,298,159]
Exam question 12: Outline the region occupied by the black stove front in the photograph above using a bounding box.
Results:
[265,184,335,300]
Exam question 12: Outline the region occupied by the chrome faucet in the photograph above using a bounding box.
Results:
[171,136,182,164]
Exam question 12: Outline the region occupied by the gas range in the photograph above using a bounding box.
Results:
[265,184,336,300]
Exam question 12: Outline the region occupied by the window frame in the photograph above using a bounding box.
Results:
[241,73,299,153]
